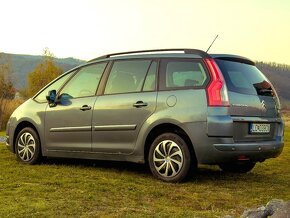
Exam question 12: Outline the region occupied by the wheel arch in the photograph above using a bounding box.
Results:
[144,123,197,165]
[13,121,41,153]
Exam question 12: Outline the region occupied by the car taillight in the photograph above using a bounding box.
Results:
[205,58,230,107]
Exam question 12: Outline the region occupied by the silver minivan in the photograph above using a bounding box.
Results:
[6,49,284,182]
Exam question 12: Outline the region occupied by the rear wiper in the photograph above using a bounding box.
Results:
[258,89,273,96]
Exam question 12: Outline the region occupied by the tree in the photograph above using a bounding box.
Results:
[0,53,15,129]
[26,48,63,97]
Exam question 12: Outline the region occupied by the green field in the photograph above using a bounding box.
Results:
[0,124,289,217]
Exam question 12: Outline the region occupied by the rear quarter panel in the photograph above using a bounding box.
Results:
[133,89,208,158]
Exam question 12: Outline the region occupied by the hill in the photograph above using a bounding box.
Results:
[1,53,290,107]
[256,62,290,107]
[0,53,85,89]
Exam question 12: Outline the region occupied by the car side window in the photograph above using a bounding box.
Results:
[142,61,157,92]
[34,72,73,103]
[159,59,208,90]
[104,60,152,95]
[60,62,107,98]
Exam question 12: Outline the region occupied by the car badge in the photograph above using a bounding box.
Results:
[261,100,266,111]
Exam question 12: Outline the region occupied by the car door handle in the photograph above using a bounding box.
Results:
[133,101,148,108]
[80,105,92,111]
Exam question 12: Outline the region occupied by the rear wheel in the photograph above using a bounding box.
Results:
[219,161,256,173]
[15,127,41,164]
[148,133,191,182]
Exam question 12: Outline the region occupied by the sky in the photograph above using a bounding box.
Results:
[0,0,290,64]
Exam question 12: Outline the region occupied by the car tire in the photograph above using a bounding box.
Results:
[15,127,41,165]
[219,161,256,173]
[148,133,191,182]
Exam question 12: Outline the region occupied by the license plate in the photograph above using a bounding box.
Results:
[250,123,270,134]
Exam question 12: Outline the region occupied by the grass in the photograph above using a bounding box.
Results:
[0,117,289,217]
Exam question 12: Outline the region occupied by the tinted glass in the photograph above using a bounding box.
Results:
[142,61,157,91]
[160,59,207,90]
[60,63,107,98]
[104,60,152,94]
[34,72,73,102]
[215,59,273,96]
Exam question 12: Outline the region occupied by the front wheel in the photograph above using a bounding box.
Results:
[148,133,191,182]
[219,161,256,173]
[15,127,41,164]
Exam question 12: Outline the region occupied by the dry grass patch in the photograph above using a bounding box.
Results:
[0,122,289,217]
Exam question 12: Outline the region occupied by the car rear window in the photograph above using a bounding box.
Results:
[159,59,208,90]
[215,59,273,96]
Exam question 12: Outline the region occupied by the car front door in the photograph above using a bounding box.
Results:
[92,60,158,153]
[45,62,107,151]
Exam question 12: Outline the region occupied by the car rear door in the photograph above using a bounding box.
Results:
[92,59,157,153]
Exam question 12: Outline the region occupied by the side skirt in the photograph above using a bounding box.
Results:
[43,149,145,164]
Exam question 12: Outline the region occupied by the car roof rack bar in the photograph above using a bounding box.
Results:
[89,48,210,62]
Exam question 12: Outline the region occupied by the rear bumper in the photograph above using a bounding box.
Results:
[181,116,284,164]
[212,138,284,163]
[208,116,284,163]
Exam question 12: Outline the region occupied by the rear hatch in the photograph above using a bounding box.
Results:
[214,56,280,117]
[213,55,282,142]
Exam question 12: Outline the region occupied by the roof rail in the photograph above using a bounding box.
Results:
[88,48,210,62]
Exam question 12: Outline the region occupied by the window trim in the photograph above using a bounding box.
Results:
[158,58,210,91]
[101,58,157,96]
[57,61,108,99]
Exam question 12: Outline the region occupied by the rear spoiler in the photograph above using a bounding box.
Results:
[210,54,255,65]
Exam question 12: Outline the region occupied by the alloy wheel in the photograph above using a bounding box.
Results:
[17,132,36,162]
[153,140,184,178]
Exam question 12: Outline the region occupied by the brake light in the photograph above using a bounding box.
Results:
[205,58,229,106]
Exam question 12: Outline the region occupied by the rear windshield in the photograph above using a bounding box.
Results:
[215,59,273,96]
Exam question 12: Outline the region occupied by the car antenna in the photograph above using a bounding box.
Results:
[206,35,219,53]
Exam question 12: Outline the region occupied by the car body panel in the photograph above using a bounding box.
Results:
[92,91,157,153]
[44,96,97,151]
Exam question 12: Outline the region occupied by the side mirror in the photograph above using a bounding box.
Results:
[59,93,72,105]
[46,90,57,107]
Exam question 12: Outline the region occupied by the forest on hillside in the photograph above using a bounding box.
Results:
[0,52,84,89]
[256,62,290,107]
